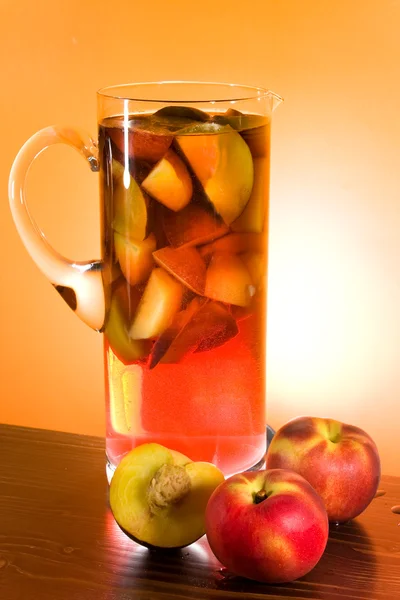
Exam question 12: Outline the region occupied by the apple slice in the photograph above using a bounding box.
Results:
[153,106,209,123]
[205,252,253,307]
[240,252,265,287]
[176,127,254,225]
[114,232,156,286]
[109,120,173,163]
[163,203,229,248]
[231,158,267,233]
[199,232,264,260]
[105,279,151,364]
[129,268,184,340]
[107,349,144,436]
[141,149,193,211]
[153,246,206,295]
[112,159,148,241]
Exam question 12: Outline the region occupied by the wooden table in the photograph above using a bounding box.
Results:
[0,424,399,600]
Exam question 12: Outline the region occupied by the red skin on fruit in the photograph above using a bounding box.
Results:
[109,127,173,163]
[205,469,328,584]
[265,417,381,523]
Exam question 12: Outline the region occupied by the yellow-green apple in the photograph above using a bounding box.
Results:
[175,126,254,225]
[105,278,151,364]
[141,149,193,211]
[205,468,329,584]
[129,268,184,340]
[114,232,156,286]
[231,157,268,233]
[112,159,148,241]
[265,417,381,522]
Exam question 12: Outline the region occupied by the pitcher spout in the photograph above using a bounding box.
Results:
[268,91,283,112]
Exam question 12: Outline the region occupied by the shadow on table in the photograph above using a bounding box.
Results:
[104,510,376,599]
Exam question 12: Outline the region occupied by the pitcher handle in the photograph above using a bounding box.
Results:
[8,126,105,331]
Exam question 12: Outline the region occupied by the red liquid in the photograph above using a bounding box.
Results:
[99,108,269,475]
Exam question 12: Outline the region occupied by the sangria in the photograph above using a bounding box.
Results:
[99,106,270,476]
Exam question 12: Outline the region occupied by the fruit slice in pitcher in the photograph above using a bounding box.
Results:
[141,149,193,211]
[150,297,206,368]
[112,159,148,241]
[108,349,144,436]
[205,252,253,307]
[114,232,156,286]
[163,203,228,248]
[153,105,209,124]
[105,279,152,364]
[129,268,184,340]
[153,246,206,295]
[231,158,267,233]
[240,252,265,287]
[109,119,173,163]
[199,232,264,260]
[175,127,254,225]
[150,298,238,368]
[211,108,266,132]
[194,301,239,353]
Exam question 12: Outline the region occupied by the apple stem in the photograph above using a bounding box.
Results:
[147,464,191,514]
[254,489,272,504]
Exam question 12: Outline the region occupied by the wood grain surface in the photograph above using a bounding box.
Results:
[0,424,399,600]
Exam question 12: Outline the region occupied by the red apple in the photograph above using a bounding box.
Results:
[205,469,328,584]
[265,417,381,523]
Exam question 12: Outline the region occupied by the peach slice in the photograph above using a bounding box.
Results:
[163,203,229,248]
[129,268,184,340]
[150,298,238,368]
[176,127,254,225]
[105,279,151,364]
[231,157,267,233]
[114,232,156,286]
[109,443,225,548]
[205,252,253,307]
[141,149,193,211]
[109,121,173,163]
[199,232,264,260]
[240,252,265,287]
[112,159,148,241]
[194,301,239,353]
[153,246,206,295]
[150,297,206,368]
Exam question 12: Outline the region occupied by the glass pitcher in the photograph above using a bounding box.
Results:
[9,82,282,477]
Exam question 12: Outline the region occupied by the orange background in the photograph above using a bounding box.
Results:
[1,0,399,474]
